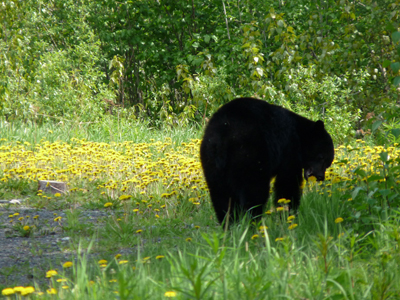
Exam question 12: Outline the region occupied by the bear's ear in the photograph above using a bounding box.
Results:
[315,120,325,130]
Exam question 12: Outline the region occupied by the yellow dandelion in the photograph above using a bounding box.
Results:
[185,237,192,242]
[46,288,57,294]
[265,210,272,215]
[258,226,268,231]
[23,225,30,231]
[287,215,295,221]
[275,237,284,242]
[13,287,25,294]
[115,254,122,259]
[104,202,113,208]
[277,198,286,203]
[98,259,108,264]
[54,216,62,222]
[54,193,61,197]
[164,291,177,297]
[136,229,143,234]
[251,234,259,240]
[133,209,139,212]
[288,224,298,230]
[118,260,128,265]
[335,217,344,224]
[276,207,284,212]
[46,270,58,278]
[156,255,165,260]
[63,261,73,268]
[21,287,35,296]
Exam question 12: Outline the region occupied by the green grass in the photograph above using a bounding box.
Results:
[0,121,399,299]
[0,117,203,145]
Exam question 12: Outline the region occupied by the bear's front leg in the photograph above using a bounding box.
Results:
[273,167,303,211]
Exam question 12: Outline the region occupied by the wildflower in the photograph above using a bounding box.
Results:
[9,215,14,218]
[104,202,113,208]
[56,279,67,282]
[119,195,132,201]
[133,209,139,212]
[13,286,25,294]
[308,176,317,182]
[46,270,58,278]
[98,259,107,264]
[46,288,57,294]
[265,210,272,215]
[1,288,14,296]
[277,198,286,203]
[136,229,143,234]
[251,234,259,240]
[63,261,73,268]
[194,225,200,229]
[54,216,62,222]
[288,224,298,230]
[18,217,24,221]
[156,255,165,260]
[335,217,344,224]
[276,207,284,212]
[62,286,69,289]
[54,193,61,197]
[13,213,19,216]
[23,225,30,231]
[164,291,177,297]
[259,226,268,231]
[21,287,35,296]
[287,215,295,221]
[284,199,291,204]
[275,237,284,242]
[155,214,160,218]
[109,279,117,283]
[118,260,128,265]
[115,254,122,259]
[185,237,192,242]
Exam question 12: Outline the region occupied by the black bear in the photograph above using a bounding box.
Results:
[200,97,334,225]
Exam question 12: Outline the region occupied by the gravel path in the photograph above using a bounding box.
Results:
[0,205,116,287]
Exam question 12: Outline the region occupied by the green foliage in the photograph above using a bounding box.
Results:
[282,66,367,144]
[2,0,400,142]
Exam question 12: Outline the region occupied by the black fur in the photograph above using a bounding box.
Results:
[200,97,334,225]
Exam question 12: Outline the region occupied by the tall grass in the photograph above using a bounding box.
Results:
[0,117,203,145]
[0,121,399,298]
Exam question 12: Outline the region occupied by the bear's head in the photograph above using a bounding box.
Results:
[302,120,334,181]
